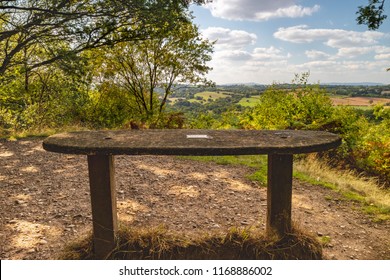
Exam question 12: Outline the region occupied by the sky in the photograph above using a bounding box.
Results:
[190,0,390,85]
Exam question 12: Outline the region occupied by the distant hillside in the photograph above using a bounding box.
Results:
[324,82,386,86]
[219,82,387,86]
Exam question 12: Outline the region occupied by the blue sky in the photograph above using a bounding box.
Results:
[190,0,390,84]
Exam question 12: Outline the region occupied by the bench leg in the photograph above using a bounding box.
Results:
[87,155,118,259]
[266,154,293,238]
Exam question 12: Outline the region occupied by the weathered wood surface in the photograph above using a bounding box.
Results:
[87,155,117,259]
[42,129,341,259]
[43,129,341,156]
[267,154,293,237]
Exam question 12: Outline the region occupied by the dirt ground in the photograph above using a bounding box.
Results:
[0,138,389,260]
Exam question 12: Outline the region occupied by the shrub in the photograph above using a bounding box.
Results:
[239,82,390,186]
[239,83,334,130]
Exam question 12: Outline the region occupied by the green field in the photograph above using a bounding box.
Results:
[194,91,231,101]
[238,96,261,107]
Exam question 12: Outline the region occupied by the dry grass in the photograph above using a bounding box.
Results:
[295,155,390,220]
[60,226,322,260]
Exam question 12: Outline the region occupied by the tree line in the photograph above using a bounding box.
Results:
[0,0,213,130]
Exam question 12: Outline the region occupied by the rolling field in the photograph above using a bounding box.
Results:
[330,96,390,106]
[238,96,261,107]
[169,90,390,108]
[194,91,231,100]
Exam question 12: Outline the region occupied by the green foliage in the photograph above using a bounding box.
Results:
[0,64,89,131]
[357,0,387,30]
[317,235,332,246]
[240,81,333,130]
[0,0,212,132]
[238,75,390,186]
[83,84,134,128]
[323,105,390,183]
[189,112,219,129]
[240,87,294,129]
[353,117,390,182]
[89,20,213,126]
[0,0,208,76]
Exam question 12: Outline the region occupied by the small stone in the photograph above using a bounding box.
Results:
[38,240,48,245]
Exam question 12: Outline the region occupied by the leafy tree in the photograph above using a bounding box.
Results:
[357,0,387,29]
[356,1,390,70]
[0,0,209,76]
[0,0,211,131]
[240,75,334,130]
[94,20,213,125]
[84,82,134,128]
[0,61,89,130]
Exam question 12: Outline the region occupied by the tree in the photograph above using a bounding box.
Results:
[0,56,90,130]
[95,20,213,125]
[0,0,209,76]
[357,0,387,30]
[356,1,390,70]
[240,74,334,130]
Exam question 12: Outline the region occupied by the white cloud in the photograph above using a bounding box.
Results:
[375,46,390,54]
[326,33,383,48]
[305,50,331,60]
[252,46,288,61]
[274,25,386,48]
[292,58,390,83]
[209,47,290,84]
[297,60,339,72]
[201,27,257,50]
[214,50,252,61]
[336,47,376,58]
[375,53,390,60]
[205,0,320,21]
[372,46,390,60]
[255,5,320,21]
[201,27,291,83]
[198,20,390,84]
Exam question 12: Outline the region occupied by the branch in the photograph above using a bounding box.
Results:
[356,0,387,30]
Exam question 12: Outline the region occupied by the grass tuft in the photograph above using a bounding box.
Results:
[60,226,322,260]
[0,125,91,140]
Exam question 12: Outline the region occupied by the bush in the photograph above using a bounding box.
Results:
[239,84,334,130]
[239,82,390,186]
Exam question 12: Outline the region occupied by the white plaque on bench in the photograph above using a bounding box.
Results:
[186,134,212,139]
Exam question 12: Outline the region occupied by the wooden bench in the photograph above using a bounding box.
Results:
[43,129,341,259]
